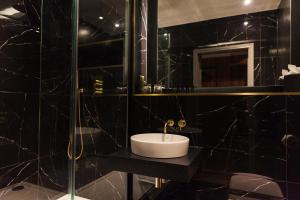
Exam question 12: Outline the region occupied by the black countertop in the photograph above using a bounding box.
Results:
[98,147,202,183]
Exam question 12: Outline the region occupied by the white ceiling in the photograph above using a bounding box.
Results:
[158,0,282,27]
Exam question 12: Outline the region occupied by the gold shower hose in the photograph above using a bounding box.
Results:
[67,91,84,160]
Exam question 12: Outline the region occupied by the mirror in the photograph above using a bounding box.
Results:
[78,0,128,95]
[134,0,297,94]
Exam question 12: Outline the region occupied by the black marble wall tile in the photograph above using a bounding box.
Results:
[278,0,291,70]
[37,0,74,192]
[131,95,290,198]
[291,0,300,66]
[74,95,127,189]
[0,0,41,191]
[0,93,39,188]
[285,96,300,199]
[74,0,128,195]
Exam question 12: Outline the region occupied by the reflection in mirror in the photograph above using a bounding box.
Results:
[134,0,295,93]
[193,43,254,88]
[78,0,128,95]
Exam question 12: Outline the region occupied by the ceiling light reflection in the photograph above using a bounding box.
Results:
[78,28,90,37]
[244,0,252,6]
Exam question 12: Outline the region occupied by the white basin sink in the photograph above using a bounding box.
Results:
[131,133,189,158]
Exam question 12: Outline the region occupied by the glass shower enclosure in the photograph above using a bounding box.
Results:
[0,0,131,199]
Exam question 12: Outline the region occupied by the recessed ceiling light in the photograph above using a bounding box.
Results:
[114,23,120,28]
[99,16,104,20]
[163,33,168,37]
[244,21,249,26]
[244,0,252,6]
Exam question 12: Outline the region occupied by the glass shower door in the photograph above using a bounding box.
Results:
[0,0,78,199]
[73,0,129,199]
[39,0,78,199]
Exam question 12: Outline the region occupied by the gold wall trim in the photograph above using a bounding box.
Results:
[81,94,128,97]
[133,92,300,97]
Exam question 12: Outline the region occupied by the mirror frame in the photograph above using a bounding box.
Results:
[193,42,254,88]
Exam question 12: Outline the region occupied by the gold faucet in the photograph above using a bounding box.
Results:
[178,119,187,131]
[162,119,187,141]
[163,119,174,141]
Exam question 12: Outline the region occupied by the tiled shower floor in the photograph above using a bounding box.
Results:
[0,181,274,200]
[0,182,64,200]
[0,172,153,200]
[0,173,274,200]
